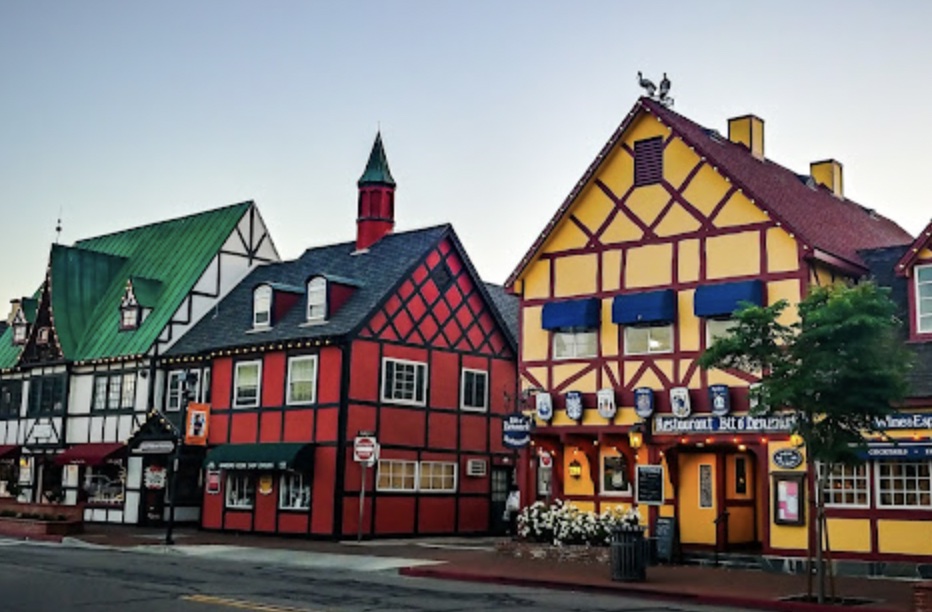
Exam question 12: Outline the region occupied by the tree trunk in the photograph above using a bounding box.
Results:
[816,470,825,604]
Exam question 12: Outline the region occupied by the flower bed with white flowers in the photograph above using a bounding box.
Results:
[497,500,642,563]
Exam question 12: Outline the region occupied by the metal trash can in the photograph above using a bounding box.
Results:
[610,527,648,582]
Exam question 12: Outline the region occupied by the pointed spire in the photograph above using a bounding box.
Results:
[358,132,396,187]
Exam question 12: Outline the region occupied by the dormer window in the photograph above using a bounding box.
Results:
[10,307,28,346]
[119,280,141,331]
[917,265,932,334]
[253,285,272,328]
[306,277,327,322]
[36,327,50,346]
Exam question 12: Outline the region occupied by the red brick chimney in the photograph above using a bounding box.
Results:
[356,132,396,251]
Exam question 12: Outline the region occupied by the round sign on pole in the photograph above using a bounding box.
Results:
[354,435,378,463]
[539,452,553,469]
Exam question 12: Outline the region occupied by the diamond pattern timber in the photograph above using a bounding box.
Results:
[361,239,511,357]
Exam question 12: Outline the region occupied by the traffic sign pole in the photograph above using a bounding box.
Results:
[358,462,367,542]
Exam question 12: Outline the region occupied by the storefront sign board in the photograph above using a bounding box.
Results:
[653,413,796,435]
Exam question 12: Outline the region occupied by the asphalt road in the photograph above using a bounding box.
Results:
[0,540,744,612]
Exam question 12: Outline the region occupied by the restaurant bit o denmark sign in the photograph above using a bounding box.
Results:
[653,413,796,434]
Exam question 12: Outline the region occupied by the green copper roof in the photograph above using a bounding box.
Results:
[0,201,252,367]
[357,133,396,187]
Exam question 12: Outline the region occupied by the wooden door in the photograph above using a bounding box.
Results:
[677,452,717,545]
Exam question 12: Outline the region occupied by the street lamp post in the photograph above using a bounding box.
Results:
[164,370,196,545]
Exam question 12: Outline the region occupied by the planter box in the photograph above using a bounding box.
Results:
[0,516,83,539]
[0,500,84,522]
[496,539,611,565]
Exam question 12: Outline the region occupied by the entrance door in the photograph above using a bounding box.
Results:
[677,453,718,546]
[489,467,512,535]
[723,451,757,548]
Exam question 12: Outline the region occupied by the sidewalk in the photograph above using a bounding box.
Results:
[64,525,917,612]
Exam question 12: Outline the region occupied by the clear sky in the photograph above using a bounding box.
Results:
[2,1,930,307]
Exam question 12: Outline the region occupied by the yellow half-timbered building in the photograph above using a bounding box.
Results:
[507,96,932,574]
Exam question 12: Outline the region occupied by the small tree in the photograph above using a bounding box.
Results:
[698,282,912,603]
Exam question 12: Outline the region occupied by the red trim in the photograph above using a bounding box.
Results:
[894,218,932,276]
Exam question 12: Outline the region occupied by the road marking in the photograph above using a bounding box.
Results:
[181,594,327,612]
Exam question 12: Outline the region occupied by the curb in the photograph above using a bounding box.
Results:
[398,566,904,612]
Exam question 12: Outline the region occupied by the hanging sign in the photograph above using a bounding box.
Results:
[597,389,617,419]
[206,470,221,495]
[709,385,731,417]
[258,474,274,496]
[773,448,804,469]
[670,387,691,418]
[565,391,583,422]
[536,393,553,422]
[502,413,532,449]
[185,403,210,446]
[634,388,655,419]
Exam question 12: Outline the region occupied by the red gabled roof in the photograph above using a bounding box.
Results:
[506,97,912,287]
[894,218,932,277]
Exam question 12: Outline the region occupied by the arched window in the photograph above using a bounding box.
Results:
[306,277,327,322]
[253,285,272,327]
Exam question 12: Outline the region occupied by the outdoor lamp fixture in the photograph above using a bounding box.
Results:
[789,433,804,447]
[568,459,583,479]
[628,422,645,450]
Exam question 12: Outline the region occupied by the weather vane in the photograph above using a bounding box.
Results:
[637,71,673,107]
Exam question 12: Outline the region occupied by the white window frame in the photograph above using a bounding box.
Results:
[120,372,136,409]
[306,277,327,323]
[600,453,633,496]
[818,462,870,508]
[418,461,457,493]
[253,285,272,328]
[706,318,738,347]
[225,472,255,509]
[381,358,428,407]
[286,355,318,405]
[552,328,598,360]
[279,472,310,510]
[233,360,262,408]
[12,323,27,344]
[916,264,932,334]
[166,370,201,412]
[624,324,674,356]
[376,459,418,492]
[120,306,139,330]
[875,460,932,509]
[460,369,488,412]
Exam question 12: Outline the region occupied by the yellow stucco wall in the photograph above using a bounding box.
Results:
[827,519,872,553]
[553,254,598,297]
[626,243,673,288]
[706,232,761,279]
[877,521,932,556]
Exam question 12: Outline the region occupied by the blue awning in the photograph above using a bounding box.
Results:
[611,290,676,325]
[694,280,764,318]
[541,298,601,330]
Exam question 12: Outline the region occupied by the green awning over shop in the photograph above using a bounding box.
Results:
[203,443,314,471]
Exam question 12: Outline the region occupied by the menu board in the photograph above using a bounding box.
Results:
[635,464,664,506]
[654,516,677,563]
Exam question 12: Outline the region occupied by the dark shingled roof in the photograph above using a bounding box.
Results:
[167,224,517,357]
[861,246,932,399]
[483,283,518,348]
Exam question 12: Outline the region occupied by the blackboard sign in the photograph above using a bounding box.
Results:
[653,517,677,564]
[635,464,664,506]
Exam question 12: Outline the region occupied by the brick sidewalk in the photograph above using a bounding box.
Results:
[70,526,916,612]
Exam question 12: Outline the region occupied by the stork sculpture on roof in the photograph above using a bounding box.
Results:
[637,71,674,107]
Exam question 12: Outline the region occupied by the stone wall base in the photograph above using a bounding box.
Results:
[496,539,610,564]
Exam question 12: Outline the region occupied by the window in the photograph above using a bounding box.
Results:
[92,373,137,411]
[166,371,184,411]
[253,285,272,328]
[36,327,49,345]
[225,472,254,509]
[306,277,327,322]
[553,329,597,359]
[27,375,66,415]
[381,359,427,406]
[419,462,457,492]
[377,459,418,491]
[0,381,22,419]
[166,370,202,411]
[460,369,488,411]
[286,356,317,405]
[819,463,869,507]
[279,472,310,510]
[634,137,663,186]
[917,265,932,334]
[12,322,27,345]
[120,306,139,331]
[233,361,261,408]
[625,324,673,355]
[200,368,211,404]
[876,461,932,508]
[706,318,738,346]
[602,454,631,495]
[82,463,125,506]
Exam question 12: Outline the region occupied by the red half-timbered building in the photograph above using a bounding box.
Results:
[165,134,519,538]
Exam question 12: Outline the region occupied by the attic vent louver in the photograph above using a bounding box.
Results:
[633,137,663,186]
